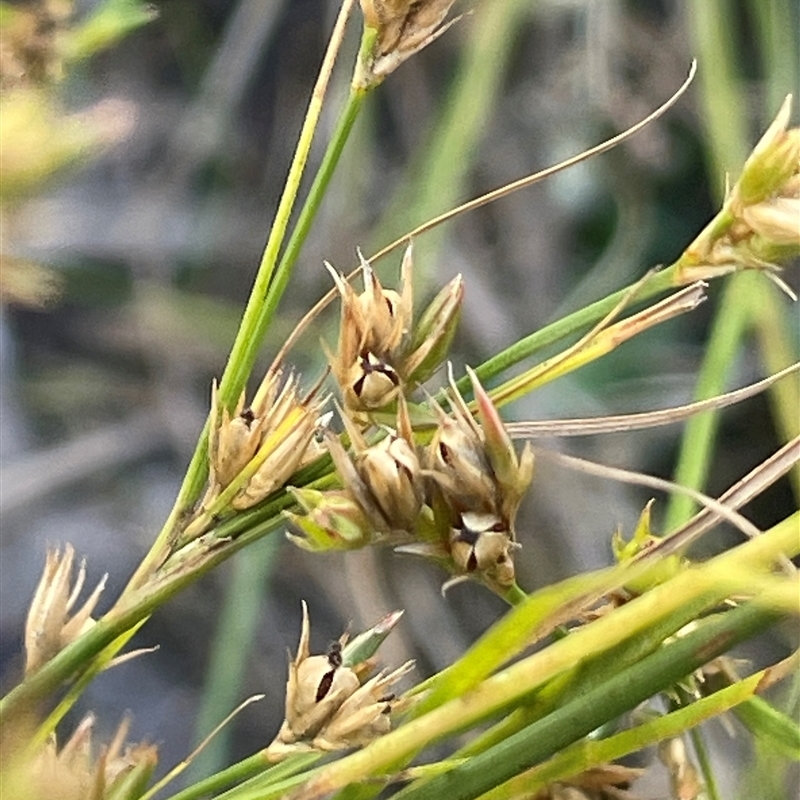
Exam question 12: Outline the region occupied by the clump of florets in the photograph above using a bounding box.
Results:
[267,602,413,757]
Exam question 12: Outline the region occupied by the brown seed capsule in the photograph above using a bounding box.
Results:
[357,434,424,530]
[325,250,410,412]
[356,0,461,87]
[285,652,360,743]
[450,511,518,589]
[343,350,402,410]
[208,382,264,490]
[277,603,358,744]
[342,397,425,532]
[425,366,534,524]
[313,660,414,750]
[427,410,497,511]
[326,245,463,412]
[271,602,413,756]
[422,367,534,592]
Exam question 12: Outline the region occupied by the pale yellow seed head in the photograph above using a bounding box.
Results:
[740,196,800,246]
[25,545,106,676]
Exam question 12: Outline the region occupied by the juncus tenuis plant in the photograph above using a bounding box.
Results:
[1,3,798,800]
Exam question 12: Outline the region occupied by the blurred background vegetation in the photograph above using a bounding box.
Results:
[0,0,797,795]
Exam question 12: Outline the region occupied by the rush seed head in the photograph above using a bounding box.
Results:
[325,245,463,413]
[355,0,461,88]
[206,370,329,512]
[25,544,107,677]
[677,95,800,286]
[270,602,413,756]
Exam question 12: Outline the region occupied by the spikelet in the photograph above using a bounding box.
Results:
[268,602,413,757]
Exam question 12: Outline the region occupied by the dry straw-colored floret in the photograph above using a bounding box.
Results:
[421,366,534,590]
[659,737,703,800]
[335,396,424,532]
[285,398,424,551]
[324,252,409,411]
[355,0,461,87]
[3,713,158,800]
[677,94,800,286]
[532,763,645,799]
[325,244,463,413]
[25,544,107,676]
[268,602,413,757]
[0,0,73,90]
[208,381,265,489]
[206,370,328,512]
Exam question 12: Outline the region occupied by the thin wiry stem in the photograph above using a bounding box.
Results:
[652,435,800,558]
[533,447,767,541]
[369,62,697,265]
[123,0,356,593]
[506,363,800,438]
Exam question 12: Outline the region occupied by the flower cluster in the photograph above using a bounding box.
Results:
[288,359,534,594]
[286,396,423,551]
[25,544,106,677]
[355,0,460,88]
[3,714,157,800]
[199,246,530,594]
[421,365,535,590]
[324,244,463,414]
[676,95,800,286]
[268,603,413,756]
[24,546,154,678]
[205,370,328,513]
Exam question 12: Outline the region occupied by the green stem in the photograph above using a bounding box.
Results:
[214,770,322,800]
[214,20,358,413]
[454,587,719,760]
[461,265,679,393]
[480,668,770,799]
[663,272,754,530]
[263,86,367,339]
[185,537,280,784]
[161,752,320,800]
[391,602,782,800]
[689,725,722,800]
[662,0,751,531]
[501,583,527,606]
[124,7,362,593]
[30,620,146,749]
